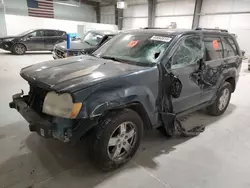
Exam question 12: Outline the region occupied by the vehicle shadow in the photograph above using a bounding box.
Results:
[135,103,236,168]
[0,104,236,188]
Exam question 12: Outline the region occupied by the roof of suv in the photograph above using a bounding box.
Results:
[123,28,233,37]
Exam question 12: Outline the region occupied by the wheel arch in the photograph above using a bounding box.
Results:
[225,77,236,92]
[218,67,237,93]
[105,102,153,130]
[12,42,27,51]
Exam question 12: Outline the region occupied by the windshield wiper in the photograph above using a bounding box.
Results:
[84,40,92,46]
[101,56,156,67]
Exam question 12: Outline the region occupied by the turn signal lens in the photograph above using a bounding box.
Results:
[70,102,82,119]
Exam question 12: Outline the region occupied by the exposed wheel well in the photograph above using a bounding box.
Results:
[225,77,235,92]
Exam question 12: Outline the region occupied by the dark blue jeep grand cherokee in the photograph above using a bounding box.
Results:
[10,28,242,171]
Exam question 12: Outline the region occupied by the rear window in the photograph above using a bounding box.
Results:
[57,31,66,36]
[203,37,223,61]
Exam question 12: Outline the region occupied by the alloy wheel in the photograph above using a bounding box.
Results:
[219,88,230,111]
[107,121,137,161]
[15,44,25,54]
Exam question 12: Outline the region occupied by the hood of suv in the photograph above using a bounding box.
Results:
[0,36,19,41]
[20,55,146,92]
[55,40,92,51]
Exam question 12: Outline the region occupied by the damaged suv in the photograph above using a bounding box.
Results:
[10,28,242,171]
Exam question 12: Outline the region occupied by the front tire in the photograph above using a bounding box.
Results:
[207,82,232,116]
[12,43,26,55]
[88,109,143,171]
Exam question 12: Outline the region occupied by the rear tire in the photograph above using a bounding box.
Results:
[207,82,232,116]
[12,43,26,55]
[88,109,143,171]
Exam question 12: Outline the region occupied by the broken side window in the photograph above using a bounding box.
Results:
[171,36,204,68]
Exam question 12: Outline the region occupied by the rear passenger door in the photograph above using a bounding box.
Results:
[44,30,60,50]
[200,36,225,103]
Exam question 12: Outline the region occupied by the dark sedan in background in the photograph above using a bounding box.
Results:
[53,30,117,59]
[0,29,66,55]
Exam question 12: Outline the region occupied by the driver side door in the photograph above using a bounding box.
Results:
[169,35,205,114]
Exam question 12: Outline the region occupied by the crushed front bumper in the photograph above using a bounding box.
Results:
[9,92,54,138]
[9,92,98,145]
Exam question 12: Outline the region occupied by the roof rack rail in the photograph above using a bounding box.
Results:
[195,27,228,32]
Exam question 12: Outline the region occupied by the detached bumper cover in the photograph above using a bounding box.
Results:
[9,94,53,138]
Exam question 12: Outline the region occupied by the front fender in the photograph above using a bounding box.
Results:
[82,85,158,125]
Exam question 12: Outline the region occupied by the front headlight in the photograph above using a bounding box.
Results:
[42,92,82,119]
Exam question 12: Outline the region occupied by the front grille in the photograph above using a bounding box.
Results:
[54,48,65,58]
[27,85,48,115]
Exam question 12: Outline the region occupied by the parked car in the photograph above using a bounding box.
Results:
[0,29,66,55]
[52,30,117,59]
[10,28,242,171]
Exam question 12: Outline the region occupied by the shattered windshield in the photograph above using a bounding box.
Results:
[93,33,174,66]
[82,32,104,46]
